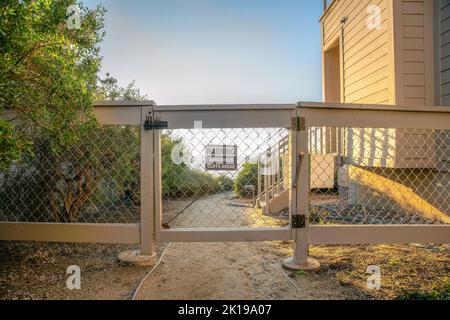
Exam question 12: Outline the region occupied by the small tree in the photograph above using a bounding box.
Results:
[1,0,106,168]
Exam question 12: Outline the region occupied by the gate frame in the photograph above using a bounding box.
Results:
[152,104,297,243]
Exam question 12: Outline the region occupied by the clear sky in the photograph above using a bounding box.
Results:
[85,0,323,105]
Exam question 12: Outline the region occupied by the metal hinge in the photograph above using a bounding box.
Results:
[291,116,306,131]
[144,114,168,131]
[292,215,306,229]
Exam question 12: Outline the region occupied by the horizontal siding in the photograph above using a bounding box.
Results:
[402,0,426,106]
[322,0,393,104]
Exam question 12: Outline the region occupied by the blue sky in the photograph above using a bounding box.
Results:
[85,0,323,105]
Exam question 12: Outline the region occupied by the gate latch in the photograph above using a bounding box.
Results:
[144,114,168,131]
[292,215,306,229]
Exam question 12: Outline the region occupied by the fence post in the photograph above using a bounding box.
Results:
[140,106,156,257]
[118,106,156,266]
[282,108,320,271]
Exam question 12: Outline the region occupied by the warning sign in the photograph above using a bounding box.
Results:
[205,145,238,171]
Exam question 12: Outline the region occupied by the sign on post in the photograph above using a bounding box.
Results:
[205,145,238,171]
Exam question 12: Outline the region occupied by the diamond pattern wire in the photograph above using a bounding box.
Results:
[0,126,141,224]
[309,127,449,225]
[161,128,290,229]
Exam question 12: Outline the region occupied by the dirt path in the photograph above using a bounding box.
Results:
[134,241,366,300]
[138,188,362,300]
[165,192,287,229]
[135,192,449,300]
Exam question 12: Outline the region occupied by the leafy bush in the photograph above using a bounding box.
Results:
[1,0,106,169]
[234,162,258,198]
[0,125,140,222]
[217,175,234,192]
[396,284,450,300]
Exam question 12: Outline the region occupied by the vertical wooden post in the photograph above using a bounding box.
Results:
[140,106,155,257]
[288,111,297,240]
[283,108,320,271]
[295,109,309,265]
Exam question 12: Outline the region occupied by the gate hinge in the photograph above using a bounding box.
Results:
[292,215,307,229]
[144,114,168,131]
[292,117,306,131]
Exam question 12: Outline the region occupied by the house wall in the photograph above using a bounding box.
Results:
[321,0,397,169]
[396,0,435,106]
[321,0,395,104]
[323,44,341,102]
[321,1,447,221]
[322,0,438,168]
[435,0,450,172]
[394,0,437,168]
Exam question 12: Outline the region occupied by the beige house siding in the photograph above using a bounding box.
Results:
[320,0,447,220]
[322,0,394,104]
[398,0,435,106]
[322,0,438,169]
[395,1,436,168]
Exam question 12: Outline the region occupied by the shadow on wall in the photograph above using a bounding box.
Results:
[346,166,450,224]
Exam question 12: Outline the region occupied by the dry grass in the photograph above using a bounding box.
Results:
[0,241,448,300]
[307,244,449,299]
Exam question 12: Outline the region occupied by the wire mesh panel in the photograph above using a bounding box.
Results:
[160,127,291,229]
[309,127,450,225]
[0,126,141,224]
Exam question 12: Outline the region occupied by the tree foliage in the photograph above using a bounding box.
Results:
[234,162,258,198]
[0,0,105,167]
[0,1,233,223]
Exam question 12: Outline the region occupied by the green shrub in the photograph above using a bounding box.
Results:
[217,175,234,192]
[234,162,258,198]
[160,135,227,199]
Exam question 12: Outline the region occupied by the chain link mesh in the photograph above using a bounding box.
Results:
[161,128,291,229]
[309,127,449,225]
[2,122,448,229]
[0,126,140,224]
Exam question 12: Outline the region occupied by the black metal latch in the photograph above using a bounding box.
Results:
[144,114,168,131]
[292,215,306,229]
